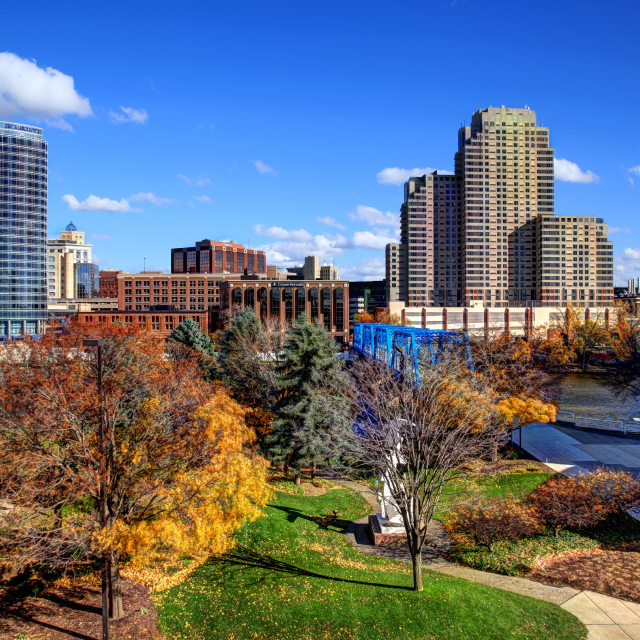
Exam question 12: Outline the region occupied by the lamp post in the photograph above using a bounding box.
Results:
[83,338,108,640]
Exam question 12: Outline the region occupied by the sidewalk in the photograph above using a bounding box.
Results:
[336,479,640,640]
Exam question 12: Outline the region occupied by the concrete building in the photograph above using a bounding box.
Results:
[0,122,48,337]
[303,255,320,280]
[171,239,266,275]
[387,107,614,307]
[220,277,349,341]
[288,256,340,281]
[47,222,96,299]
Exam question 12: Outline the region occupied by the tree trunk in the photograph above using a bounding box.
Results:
[294,474,301,486]
[411,548,423,592]
[491,441,498,463]
[310,461,316,480]
[101,553,110,639]
[109,550,125,619]
[283,463,289,477]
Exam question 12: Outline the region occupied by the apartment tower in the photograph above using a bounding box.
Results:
[386,107,614,306]
[0,122,48,337]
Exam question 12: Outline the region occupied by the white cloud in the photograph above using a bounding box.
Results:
[317,216,346,230]
[377,167,453,185]
[0,52,93,130]
[621,248,640,261]
[614,249,640,285]
[609,227,631,233]
[626,166,640,186]
[554,158,599,183]
[62,194,141,213]
[348,205,399,227]
[254,225,313,243]
[340,257,385,281]
[177,173,210,186]
[92,234,111,241]
[352,229,398,251]
[108,106,148,124]
[129,192,176,206]
[194,195,212,203]
[252,160,278,175]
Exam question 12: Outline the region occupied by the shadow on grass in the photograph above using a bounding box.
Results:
[269,505,352,533]
[216,546,413,591]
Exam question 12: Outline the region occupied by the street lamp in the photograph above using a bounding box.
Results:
[83,338,109,640]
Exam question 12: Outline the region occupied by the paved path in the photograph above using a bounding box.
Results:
[515,422,640,477]
[335,478,640,639]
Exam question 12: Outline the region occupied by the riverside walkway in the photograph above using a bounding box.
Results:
[517,422,640,478]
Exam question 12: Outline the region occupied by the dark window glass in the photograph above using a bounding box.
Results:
[226,251,234,273]
[245,287,254,308]
[322,287,331,331]
[215,250,223,272]
[270,288,280,315]
[284,287,293,322]
[334,288,343,330]
[258,287,267,319]
[296,287,305,318]
[236,252,245,273]
[232,287,242,306]
[309,287,318,321]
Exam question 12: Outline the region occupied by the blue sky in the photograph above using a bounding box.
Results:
[2,0,639,283]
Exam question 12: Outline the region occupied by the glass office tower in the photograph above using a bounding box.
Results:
[0,122,48,337]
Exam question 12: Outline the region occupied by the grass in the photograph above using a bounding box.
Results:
[155,484,586,640]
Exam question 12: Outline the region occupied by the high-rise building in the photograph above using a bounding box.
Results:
[303,255,320,280]
[47,222,94,298]
[0,122,48,337]
[387,107,614,307]
[171,239,266,275]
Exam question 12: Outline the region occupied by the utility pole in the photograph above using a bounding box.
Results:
[83,338,108,640]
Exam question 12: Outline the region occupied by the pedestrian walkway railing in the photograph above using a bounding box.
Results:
[556,411,640,436]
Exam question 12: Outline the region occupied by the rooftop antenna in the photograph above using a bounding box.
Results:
[143,257,146,273]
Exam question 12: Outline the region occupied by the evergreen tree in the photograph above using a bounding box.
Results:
[268,315,352,483]
[170,318,216,357]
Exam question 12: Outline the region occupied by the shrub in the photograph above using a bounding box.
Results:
[449,498,541,551]
[529,476,609,536]
[574,467,640,514]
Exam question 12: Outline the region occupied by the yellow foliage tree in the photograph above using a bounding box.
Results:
[496,395,557,430]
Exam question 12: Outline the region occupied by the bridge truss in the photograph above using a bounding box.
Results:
[352,323,474,383]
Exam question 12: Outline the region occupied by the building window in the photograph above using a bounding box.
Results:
[296,287,305,319]
[236,252,245,274]
[215,250,223,272]
[232,287,242,306]
[172,252,184,272]
[199,249,210,273]
[334,288,343,330]
[226,250,234,273]
[284,287,293,322]
[245,287,254,308]
[258,287,267,319]
[270,287,280,316]
[309,287,318,322]
[247,253,255,274]
[322,287,331,331]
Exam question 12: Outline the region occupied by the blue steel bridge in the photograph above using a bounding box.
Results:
[351,323,474,383]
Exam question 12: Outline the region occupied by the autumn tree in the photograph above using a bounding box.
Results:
[550,304,610,369]
[348,355,502,591]
[352,310,376,323]
[469,329,557,456]
[0,321,271,638]
[267,315,352,483]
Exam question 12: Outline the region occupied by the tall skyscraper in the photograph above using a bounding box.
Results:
[0,122,48,337]
[386,107,614,307]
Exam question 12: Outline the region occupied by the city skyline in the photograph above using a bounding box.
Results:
[1,1,638,284]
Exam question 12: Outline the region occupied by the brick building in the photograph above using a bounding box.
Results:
[100,269,122,298]
[76,309,209,338]
[171,239,266,275]
[220,278,350,341]
[116,271,260,311]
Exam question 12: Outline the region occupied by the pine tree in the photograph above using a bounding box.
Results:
[170,317,216,357]
[268,315,352,483]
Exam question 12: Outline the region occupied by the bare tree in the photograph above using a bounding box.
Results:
[348,356,502,591]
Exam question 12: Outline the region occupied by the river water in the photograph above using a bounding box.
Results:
[557,373,640,423]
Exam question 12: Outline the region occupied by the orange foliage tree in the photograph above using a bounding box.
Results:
[0,321,271,631]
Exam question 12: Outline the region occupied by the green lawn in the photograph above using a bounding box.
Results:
[155,485,586,640]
